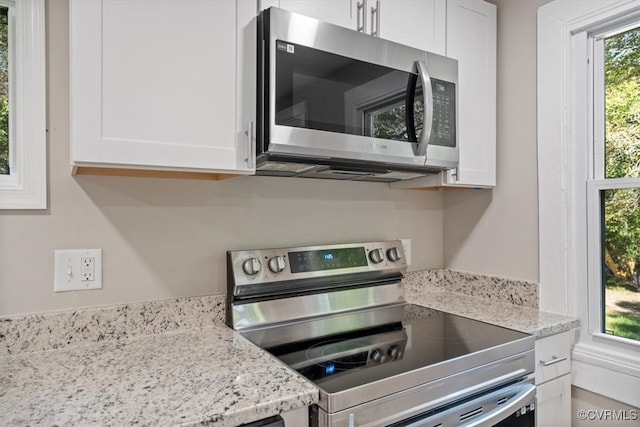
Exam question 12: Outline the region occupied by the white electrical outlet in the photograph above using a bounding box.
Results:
[81,257,95,281]
[54,249,103,292]
[399,238,412,266]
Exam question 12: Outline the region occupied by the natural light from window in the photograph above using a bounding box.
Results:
[0,0,45,210]
[601,25,640,342]
[0,4,10,176]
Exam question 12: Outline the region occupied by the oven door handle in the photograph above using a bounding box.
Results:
[464,383,536,427]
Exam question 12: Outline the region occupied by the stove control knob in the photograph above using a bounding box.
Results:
[388,345,399,359]
[386,247,402,263]
[242,257,262,276]
[371,349,383,363]
[268,256,286,273]
[369,248,384,264]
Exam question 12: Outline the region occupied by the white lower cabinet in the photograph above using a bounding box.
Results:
[535,331,573,426]
[70,0,254,178]
[537,373,572,427]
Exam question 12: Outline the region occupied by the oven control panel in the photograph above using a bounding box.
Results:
[228,241,408,298]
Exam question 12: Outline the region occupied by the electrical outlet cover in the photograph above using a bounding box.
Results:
[54,249,103,292]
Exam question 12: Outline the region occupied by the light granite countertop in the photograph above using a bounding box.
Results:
[407,287,580,338]
[0,270,579,426]
[0,325,317,426]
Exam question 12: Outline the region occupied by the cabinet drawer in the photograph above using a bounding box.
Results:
[535,331,573,384]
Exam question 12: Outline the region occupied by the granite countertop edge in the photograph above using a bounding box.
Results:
[407,287,580,338]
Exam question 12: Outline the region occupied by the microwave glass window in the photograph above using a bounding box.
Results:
[274,40,455,147]
[275,41,414,142]
[364,85,424,142]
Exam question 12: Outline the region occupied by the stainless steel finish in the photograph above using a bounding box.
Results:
[356,1,365,32]
[228,241,406,295]
[260,7,459,179]
[227,239,535,427]
[414,61,433,156]
[242,258,262,276]
[386,247,401,262]
[315,354,534,426]
[368,248,384,264]
[402,379,535,427]
[231,284,405,339]
[465,381,535,427]
[539,355,568,366]
[258,165,431,182]
[370,1,379,37]
[267,255,286,273]
[387,345,399,359]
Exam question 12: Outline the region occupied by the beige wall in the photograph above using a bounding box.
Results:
[0,0,444,316]
[443,0,549,282]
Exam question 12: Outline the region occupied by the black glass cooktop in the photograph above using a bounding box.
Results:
[264,304,532,394]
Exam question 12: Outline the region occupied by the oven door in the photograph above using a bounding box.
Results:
[394,379,536,427]
[258,7,458,170]
[312,377,536,427]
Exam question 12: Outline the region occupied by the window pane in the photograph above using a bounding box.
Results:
[601,187,640,341]
[0,6,8,175]
[604,26,640,179]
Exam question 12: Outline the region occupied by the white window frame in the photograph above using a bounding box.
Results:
[538,0,640,407]
[0,0,46,210]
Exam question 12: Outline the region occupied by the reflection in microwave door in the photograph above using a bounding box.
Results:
[275,100,308,128]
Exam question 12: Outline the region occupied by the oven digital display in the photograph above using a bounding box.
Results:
[288,247,368,273]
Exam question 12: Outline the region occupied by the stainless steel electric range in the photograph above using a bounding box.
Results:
[226,241,536,427]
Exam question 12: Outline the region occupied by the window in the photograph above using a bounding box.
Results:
[589,23,640,343]
[0,0,45,210]
[538,0,640,407]
[0,1,13,176]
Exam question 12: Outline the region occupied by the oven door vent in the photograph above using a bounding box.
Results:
[459,407,484,423]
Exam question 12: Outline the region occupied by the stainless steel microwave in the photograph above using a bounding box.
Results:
[256,7,458,182]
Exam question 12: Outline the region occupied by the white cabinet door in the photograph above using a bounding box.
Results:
[389,0,496,190]
[70,0,253,175]
[275,0,357,30]
[444,0,496,187]
[536,374,572,427]
[377,0,446,54]
[534,331,574,426]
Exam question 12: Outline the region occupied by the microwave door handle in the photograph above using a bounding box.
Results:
[405,73,418,144]
[414,61,433,157]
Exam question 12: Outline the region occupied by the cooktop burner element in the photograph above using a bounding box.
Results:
[226,241,535,427]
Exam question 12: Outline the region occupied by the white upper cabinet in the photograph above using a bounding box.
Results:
[444,0,496,187]
[391,0,496,189]
[268,0,446,54]
[272,0,357,29]
[70,0,254,177]
[376,0,446,55]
